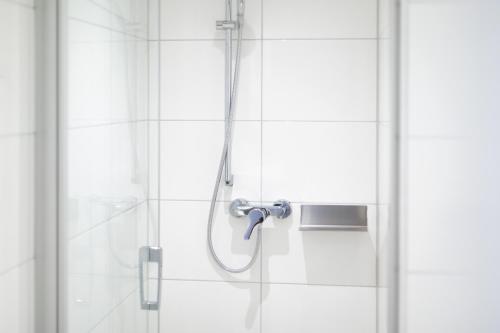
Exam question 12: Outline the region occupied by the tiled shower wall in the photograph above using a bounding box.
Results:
[150,0,380,332]
[0,0,35,332]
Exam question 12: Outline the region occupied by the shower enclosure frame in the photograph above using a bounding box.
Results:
[34,0,59,332]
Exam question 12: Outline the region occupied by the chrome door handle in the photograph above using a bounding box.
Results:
[139,246,163,311]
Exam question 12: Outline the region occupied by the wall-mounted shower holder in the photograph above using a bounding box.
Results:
[229,199,292,240]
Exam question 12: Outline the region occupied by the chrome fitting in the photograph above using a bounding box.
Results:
[216,20,238,30]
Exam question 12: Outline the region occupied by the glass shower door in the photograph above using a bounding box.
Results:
[58,0,156,332]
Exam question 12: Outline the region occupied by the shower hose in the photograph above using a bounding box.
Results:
[206,0,260,273]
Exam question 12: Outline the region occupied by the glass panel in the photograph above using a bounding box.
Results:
[59,0,153,332]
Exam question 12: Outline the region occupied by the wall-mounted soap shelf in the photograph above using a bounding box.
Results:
[300,205,368,231]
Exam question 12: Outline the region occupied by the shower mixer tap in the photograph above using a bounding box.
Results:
[229,199,292,240]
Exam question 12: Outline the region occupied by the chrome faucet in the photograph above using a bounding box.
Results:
[229,199,292,240]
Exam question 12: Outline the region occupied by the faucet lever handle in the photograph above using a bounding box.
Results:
[243,209,268,240]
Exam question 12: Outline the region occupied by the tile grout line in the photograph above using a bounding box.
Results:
[86,288,138,332]
[0,257,34,277]
[160,277,378,289]
[67,16,148,41]
[0,0,34,9]
[66,119,149,131]
[153,198,378,205]
[0,131,36,138]
[68,200,147,241]
[156,119,378,123]
[153,37,378,42]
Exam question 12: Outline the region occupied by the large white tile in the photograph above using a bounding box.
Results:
[262,122,376,203]
[263,40,376,121]
[262,204,377,286]
[0,2,35,135]
[67,122,147,237]
[67,22,112,128]
[149,42,160,120]
[406,2,477,138]
[161,280,260,333]
[0,261,34,333]
[67,23,149,128]
[262,284,376,333]
[69,0,147,38]
[148,121,160,200]
[161,201,260,282]
[110,0,148,39]
[89,289,148,333]
[161,41,261,120]
[68,0,112,31]
[110,33,149,123]
[160,121,261,201]
[263,0,377,39]
[0,135,34,274]
[67,203,147,333]
[406,138,471,273]
[405,274,475,333]
[160,0,261,40]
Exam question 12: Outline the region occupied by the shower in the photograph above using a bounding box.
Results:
[206,0,292,274]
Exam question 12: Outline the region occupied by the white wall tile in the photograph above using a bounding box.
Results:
[67,123,147,237]
[407,138,471,273]
[149,42,160,120]
[148,121,160,200]
[161,201,260,282]
[67,22,112,128]
[89,290,148,333]
[68,0,147,38]
[68,22,149,128]
[0,261,34,333]
[0,2,35,135]
[161,41,261,120]
[0,135,34,274]
[160,0,261,40]
[160,121,261,201]
[262,284,376,333]
[407,3,476,138]
[68,0,112,31]
[262,204,377,286]
[110,0,149,39]
[405,274,473,333]
[110,33,149,123]
[263,0,377,39]
[263,40,376,121]
[67,203,147,333]
[161,280,260,333]
[262,122,376,203]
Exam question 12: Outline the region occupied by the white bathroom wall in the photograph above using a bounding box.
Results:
[399,1,500,332]
[62,0,153,332]
[0,0,36,332]
[152,0,381,332]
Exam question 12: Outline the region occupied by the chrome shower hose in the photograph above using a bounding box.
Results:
[206,0,260,273]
